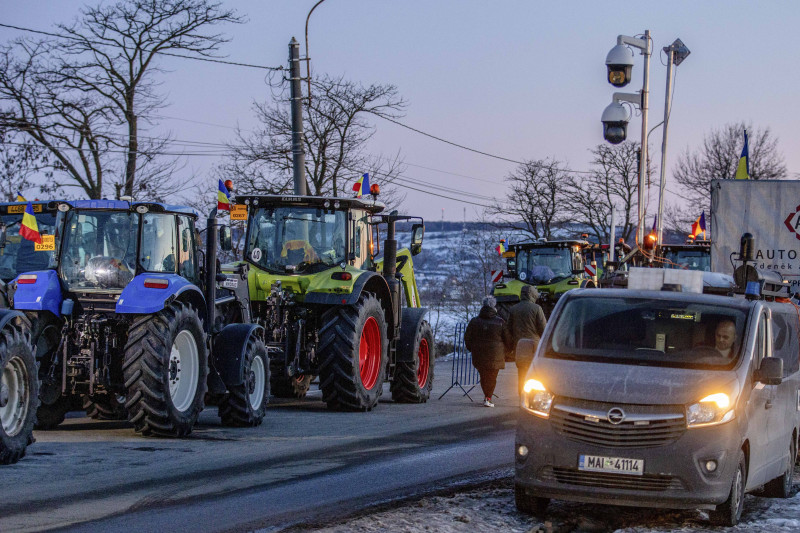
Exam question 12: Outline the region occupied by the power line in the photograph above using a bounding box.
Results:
[0,22,283,71]
[378,115,595,175]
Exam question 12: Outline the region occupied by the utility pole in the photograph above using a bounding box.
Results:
[637,30,651,251]
[656,39,690,246]
[289,37,307,196]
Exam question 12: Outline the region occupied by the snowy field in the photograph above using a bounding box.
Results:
[304,468,800,533]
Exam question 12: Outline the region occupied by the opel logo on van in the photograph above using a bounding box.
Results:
[607,407,626,425]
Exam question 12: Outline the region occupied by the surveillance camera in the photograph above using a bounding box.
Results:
[601,101,629,144]
[605,44,635,87]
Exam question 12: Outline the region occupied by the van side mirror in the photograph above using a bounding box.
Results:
[219,225,232,252]
[410,223,424,256]
[756,357,783,385]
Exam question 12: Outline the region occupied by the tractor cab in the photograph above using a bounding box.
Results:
[0,202,58,285]
[660,239,711,271]
[241,195,385,276]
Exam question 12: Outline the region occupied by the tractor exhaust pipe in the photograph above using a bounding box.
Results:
[382,216,401,332]
[205,208,217,332]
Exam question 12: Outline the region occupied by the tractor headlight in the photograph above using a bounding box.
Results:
[687,393,735,428]
[522,378,553,418]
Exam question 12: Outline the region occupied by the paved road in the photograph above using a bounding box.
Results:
[1,361,521,532]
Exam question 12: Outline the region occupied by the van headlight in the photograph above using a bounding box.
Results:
[686,393,735,428]
[522,378,554,418]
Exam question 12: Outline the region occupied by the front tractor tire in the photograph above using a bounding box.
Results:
[319,294,388,411]
[219,336,270,427]
[271,373,313,399]
[391,320,435,403]
[0,320,39,465]
[123,302,208,437]
[82,393,128,421]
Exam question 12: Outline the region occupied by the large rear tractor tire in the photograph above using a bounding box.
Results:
[0,320,39,465]
[219,336,270,427]
[319,293,388,411]
[271,371,313,399]
[391,320,435,403]
[123,302,208,437]
[28,313,70,430]
[82,392,128,421]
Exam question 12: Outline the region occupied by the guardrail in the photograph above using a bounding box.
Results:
[438,321,481,401]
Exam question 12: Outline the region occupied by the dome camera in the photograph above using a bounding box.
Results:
[601,101,629,144]
[605,44,634,87]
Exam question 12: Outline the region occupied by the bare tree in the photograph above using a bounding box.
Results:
[55,0,243,197]
[491,158,570,240]
[0,39,116,198]
[222,74,407,205]
[0,124,52,201]
[566,142,643,244]
[673,122,787,216]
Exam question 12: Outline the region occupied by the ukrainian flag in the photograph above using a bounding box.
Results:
[15,192,26,202]
[352,173,369,198]
[20,202,42,244]
[217,179,231,210]
[734,130,750,180]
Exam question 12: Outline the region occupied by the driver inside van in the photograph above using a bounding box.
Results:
[714,320,737,358]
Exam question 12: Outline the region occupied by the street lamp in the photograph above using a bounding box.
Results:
[601,31,651,250]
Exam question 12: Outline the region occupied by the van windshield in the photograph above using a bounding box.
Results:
[546,296,748,369]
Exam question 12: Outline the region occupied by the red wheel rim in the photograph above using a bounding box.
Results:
[359,316,381,390]
[417,338,430,387]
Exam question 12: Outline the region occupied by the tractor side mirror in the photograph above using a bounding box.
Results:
[571,252,584,275]
[410,224,424,256]
[371,224,381,257]
[219,225,232,252]
[0,223,6,248]
[181,228,191,253]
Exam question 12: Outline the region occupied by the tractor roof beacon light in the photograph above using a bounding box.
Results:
[606,43,635,87]
[370,183,380,199]
[644,231,657,251]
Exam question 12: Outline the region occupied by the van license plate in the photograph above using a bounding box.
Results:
[579,455,643,476]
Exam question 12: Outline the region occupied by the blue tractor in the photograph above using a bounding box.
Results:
[9,200,268,436]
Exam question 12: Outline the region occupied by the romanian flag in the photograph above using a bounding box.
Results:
[352,173,369,198]
[734,130,750,180]
[15,192,26,202]
[20,202,42,244]
[217,179,231,211]
[691,211,707,239]
[496,239,506,256]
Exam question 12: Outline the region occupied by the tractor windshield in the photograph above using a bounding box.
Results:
[516,247,572,284]
[59,210,138,290]
[663,249,711,271]
[247,206,347,273]
[0,210,58,282]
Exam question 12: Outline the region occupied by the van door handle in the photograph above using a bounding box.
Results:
[765,400,773,409]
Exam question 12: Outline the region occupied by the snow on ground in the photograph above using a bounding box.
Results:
[305,468,800,533]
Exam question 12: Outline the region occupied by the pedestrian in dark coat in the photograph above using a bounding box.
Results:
[464,296,507,407]
[505,285,547,394]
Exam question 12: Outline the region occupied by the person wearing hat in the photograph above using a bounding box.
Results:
[505,285,547,394]
[464,296,508,407]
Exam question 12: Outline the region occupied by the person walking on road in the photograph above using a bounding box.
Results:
[464,296,508,407]
[505,285,547,394]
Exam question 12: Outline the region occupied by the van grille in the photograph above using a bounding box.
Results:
[550,398,686,448]
[539,466,685,492]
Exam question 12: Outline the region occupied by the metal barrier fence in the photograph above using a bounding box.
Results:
[438,321,481,401]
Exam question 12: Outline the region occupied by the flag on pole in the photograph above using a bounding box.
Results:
[217,179,231,210]
[495,239,506,256]
[734,130,750,180]
[15,192,26,202]
[691,211,707,239]
[352,173,370,198]
[19,202,42,244]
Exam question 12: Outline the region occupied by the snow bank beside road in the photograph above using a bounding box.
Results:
[309,470,800,533]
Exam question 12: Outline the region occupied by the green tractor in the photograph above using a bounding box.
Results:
[492,239,596,318]
[236,194,433,411]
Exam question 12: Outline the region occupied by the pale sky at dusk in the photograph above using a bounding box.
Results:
[3,1,799,222]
